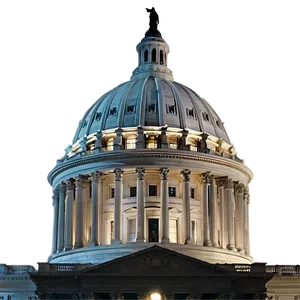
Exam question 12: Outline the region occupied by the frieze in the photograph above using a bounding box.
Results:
[49,150,253,187]
[181,169,191,182]
[159,167,169,180]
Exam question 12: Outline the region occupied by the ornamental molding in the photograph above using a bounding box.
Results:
[216,176,228,188]
[224,178,233,189]
[48,150,253,187]
[181,169,191,182]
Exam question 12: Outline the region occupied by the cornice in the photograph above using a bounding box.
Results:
[48,149,253,186]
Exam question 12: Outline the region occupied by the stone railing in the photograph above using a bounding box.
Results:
[0,264,36,274]
[57,147,243,165]
[218,264,300,276]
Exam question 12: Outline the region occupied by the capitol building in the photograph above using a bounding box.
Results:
[1,9,299,300]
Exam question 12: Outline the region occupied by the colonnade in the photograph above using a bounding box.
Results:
[50,168,251,256]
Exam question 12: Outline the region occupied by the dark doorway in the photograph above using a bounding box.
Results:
[148,218,159,242]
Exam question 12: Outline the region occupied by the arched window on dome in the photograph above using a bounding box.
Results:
[106,137,114,151]
[126,135,136,149]
[152,48,156,62]
[144,50,148,62]
[160,50,164,65]
[168,135,179,149]
[146,135,158,149]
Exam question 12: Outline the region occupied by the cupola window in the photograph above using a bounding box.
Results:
[186,108,196,119]
[152,48,156,62]
[146,135,158,149]
[160,50,164,65]
[126,135,136,149]
[148,104,156,113]
[109,107,117,116]
[106,137,114,151]
[94,112,102,121]
[144,50,148,62]
[127,105,135,113]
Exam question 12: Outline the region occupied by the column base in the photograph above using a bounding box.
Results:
[161,237,170,243]
[73,243,84,249]
[111,239,122,245]
[89,242,99,247]
[135,238,145,243]
[63,246,72,251]
[227,244,237,251]
[184,238,194,245]
[237,248,245,254]
[203,240,212,246]
[212,242,219,248]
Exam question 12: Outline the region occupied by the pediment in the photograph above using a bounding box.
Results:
[81,245,232,276]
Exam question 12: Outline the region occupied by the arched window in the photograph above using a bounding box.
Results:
[144,50,148,62]
[160,50,164,65]
[146,135,158,149]
[106,137,114,151]
[152,48,156,62]
[126,135,136,149]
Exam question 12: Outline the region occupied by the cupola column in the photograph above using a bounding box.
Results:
[225,178,237,251]
[201,172,212,246]
[234,183,245,253]
[160,167,170,243]
[210,175,219,247]
[136,167,145,242]
[181,169,191,244]
[74,176,84,249]
[64,179,74,251]
[244,192,250,255]
[90,172,101,247]
[51,188,59,255]
[112,168,123,244]
[57,182,66,252]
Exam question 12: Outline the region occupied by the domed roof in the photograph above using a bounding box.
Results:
[73,77,230,144]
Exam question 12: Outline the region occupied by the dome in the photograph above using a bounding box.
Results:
[73,77,230,145]
[48,23,253,267]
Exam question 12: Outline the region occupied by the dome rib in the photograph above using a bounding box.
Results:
[165,80,186,129]
[174,82,204,132]
[154,77,165,126]
[136,77,149,126]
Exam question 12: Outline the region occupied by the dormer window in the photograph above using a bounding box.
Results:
[95,112,102,121]
[202,112,210,122]
[167,104,177,114]
[148,104,156,113]
[109,107,117,116]
[186,108,196,119]
[127,105,135,113]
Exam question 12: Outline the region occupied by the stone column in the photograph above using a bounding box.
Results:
[201,172,212,246]
[74,176,85,249]
[216,178,227,249]
[113,168,123,243]
[225,178,236,251]
[160,167,170,243]
[98,175,104,245]
[234,183,245,253]
[181,169,191,244]
[90,172,101,247]
[64,179,74,251]
[51,189,59,255]
[210,175,219,247]
[136,167,145,242]
[57,182,66,252]
[244,192,250,255]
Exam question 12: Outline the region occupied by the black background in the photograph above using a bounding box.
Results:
[1,1,300,262]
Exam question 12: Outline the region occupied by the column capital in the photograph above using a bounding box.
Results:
[59,182,66,194]
[244,192,250,204]
[215,176,228,188]
[114,168,123,181]
[224,178,233,189]
[91,171,102,184]
[181,169,191,182]
[234,182,245,194]
[159,167,169,180]
[136,167,145,180]
[75,176,85,189]
[66,179,74,190]
[201,171,212,184]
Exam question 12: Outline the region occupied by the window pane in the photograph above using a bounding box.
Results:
[149,185,157,196]
[110,187,115,198]
[169,187,176,197]
[130,186,137,197]
[190,188,195,199]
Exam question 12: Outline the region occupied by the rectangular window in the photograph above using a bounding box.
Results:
[190,188,195,199]
[127,218,136,242]
[169,219,178,243]
[110,187,115,199]
[130,186,137,197]
[168,186,176,197]
[191,220,196,243]
[149,185,157,196]
[148,218,159,242]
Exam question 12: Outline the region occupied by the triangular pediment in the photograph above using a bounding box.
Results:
[81,245,233,276]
